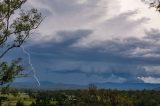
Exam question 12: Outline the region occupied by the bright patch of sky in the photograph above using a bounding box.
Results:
[120,0,160,30]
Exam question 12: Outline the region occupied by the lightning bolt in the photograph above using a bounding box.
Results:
[21,46,41,86]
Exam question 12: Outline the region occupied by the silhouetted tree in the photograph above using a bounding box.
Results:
[142,0,160,12]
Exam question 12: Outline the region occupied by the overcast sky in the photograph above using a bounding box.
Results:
[8,0,160,85]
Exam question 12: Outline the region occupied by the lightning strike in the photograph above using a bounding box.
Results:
[21,46,41,86]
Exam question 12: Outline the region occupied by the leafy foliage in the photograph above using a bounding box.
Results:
[0,58,23,85]
[13,88,160,106]
[16,99,25,106]
[0,0,42,85]
[1,86,160,106]
[142,0,160,12]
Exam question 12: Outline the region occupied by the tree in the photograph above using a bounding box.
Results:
[16,100,25,106]
[142,0,160,12]
[0,0,42,85]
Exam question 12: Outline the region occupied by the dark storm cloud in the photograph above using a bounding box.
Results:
[10,0,160,84]
[16,28,160,83]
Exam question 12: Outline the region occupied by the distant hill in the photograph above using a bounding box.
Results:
[96,82,160,90]
[11,81,87,90]
[10,81,160,90]
[154,87,160,90]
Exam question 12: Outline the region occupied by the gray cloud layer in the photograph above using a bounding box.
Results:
[15,28,160,84]
[7,0,160,84]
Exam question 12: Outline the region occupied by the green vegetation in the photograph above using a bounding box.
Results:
[0,86,160,106]
[0,0,42,85]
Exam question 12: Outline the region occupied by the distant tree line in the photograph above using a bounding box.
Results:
[1,85,158,106]
[27,86,160,106]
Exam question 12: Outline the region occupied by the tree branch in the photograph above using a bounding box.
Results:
[0,31,29,59]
